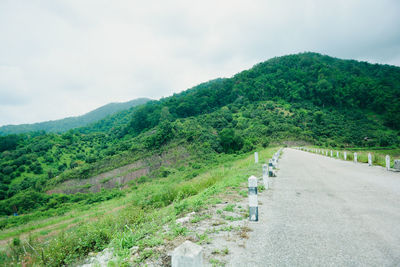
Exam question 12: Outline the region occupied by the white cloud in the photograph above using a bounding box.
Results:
[0,0,399,126]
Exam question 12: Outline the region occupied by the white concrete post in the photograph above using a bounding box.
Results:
[268,159,274,177]
[330,150,333,157]
[386,155,390,170]
[394,160,400,171]
[354,152,357,163]
[337,151,339,158]
[254,152,259,163]
[248,175,258,221]
[172,241,203,267]
[262,164,269,189]
[368,153,372,166]
[326,151,328,156]
[344,151,347,161]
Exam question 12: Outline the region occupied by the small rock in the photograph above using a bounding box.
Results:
[176,216,190,224]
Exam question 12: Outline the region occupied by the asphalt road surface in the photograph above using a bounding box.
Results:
[230,148,400,266]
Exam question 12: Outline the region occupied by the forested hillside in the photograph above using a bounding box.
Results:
[1,52,399,219]
[0,98,150,135]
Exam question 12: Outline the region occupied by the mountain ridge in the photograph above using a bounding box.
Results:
[0,98,150,135]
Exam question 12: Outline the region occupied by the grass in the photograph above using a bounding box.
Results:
[190,214,212,223]
[210,258,225,266]
[223,204,235,212]
[0,146,278,266]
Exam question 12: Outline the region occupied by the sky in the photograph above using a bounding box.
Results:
[1,0,400,126]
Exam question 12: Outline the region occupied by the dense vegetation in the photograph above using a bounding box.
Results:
[127,53,400,134]
[0,98,150,135]
[1,52,399,218]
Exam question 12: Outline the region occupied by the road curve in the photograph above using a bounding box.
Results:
[230,148,400,266]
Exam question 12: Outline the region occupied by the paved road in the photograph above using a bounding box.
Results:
[230,148,400,266]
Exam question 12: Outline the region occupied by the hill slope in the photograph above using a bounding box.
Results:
[1,52,399,214]
[0,98,150,135]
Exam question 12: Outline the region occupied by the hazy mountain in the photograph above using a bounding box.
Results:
[0,98,150,135]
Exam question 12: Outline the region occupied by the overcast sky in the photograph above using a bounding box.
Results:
[1,0,399,126]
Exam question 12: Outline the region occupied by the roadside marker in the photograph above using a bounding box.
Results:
[386,155,390,170]
[248,175,258,221]
[262,164,269,189]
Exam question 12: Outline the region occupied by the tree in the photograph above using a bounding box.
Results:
[219,128,243,153]
[0,135,20,152]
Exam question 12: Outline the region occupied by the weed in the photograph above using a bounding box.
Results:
[223,215,243,221]
[196,233,211,245]
[190,214,211,223]
[211,220,225,226]
[220,225,233,232]
[223,204,235,212]
[239,226,252,239]
[211,249,220,255]
[210,258,225,266]
[170,224,188,237]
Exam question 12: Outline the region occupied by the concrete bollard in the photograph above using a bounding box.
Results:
[268,159,274,177]
[255,152,259,163]
[262,164,269,189]
[394,160,400,171]
[326,151,328,156]
[368,153,372,166]
[386,155,390,170]
[354,152,357,163]
[337,151,339,158]
[344,151,347,161]
[172,241,203,267]
[330,150,333,157]
[248,175,258,221]
[272,156,277,168]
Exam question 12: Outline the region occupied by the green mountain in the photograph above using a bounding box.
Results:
[1,52,400,265]
[1,52,400,213]
[0,98,150,135]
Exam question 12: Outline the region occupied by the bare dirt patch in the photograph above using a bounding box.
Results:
[48,146,190,195]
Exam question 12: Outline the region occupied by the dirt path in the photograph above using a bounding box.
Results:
[229,148,400,266]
